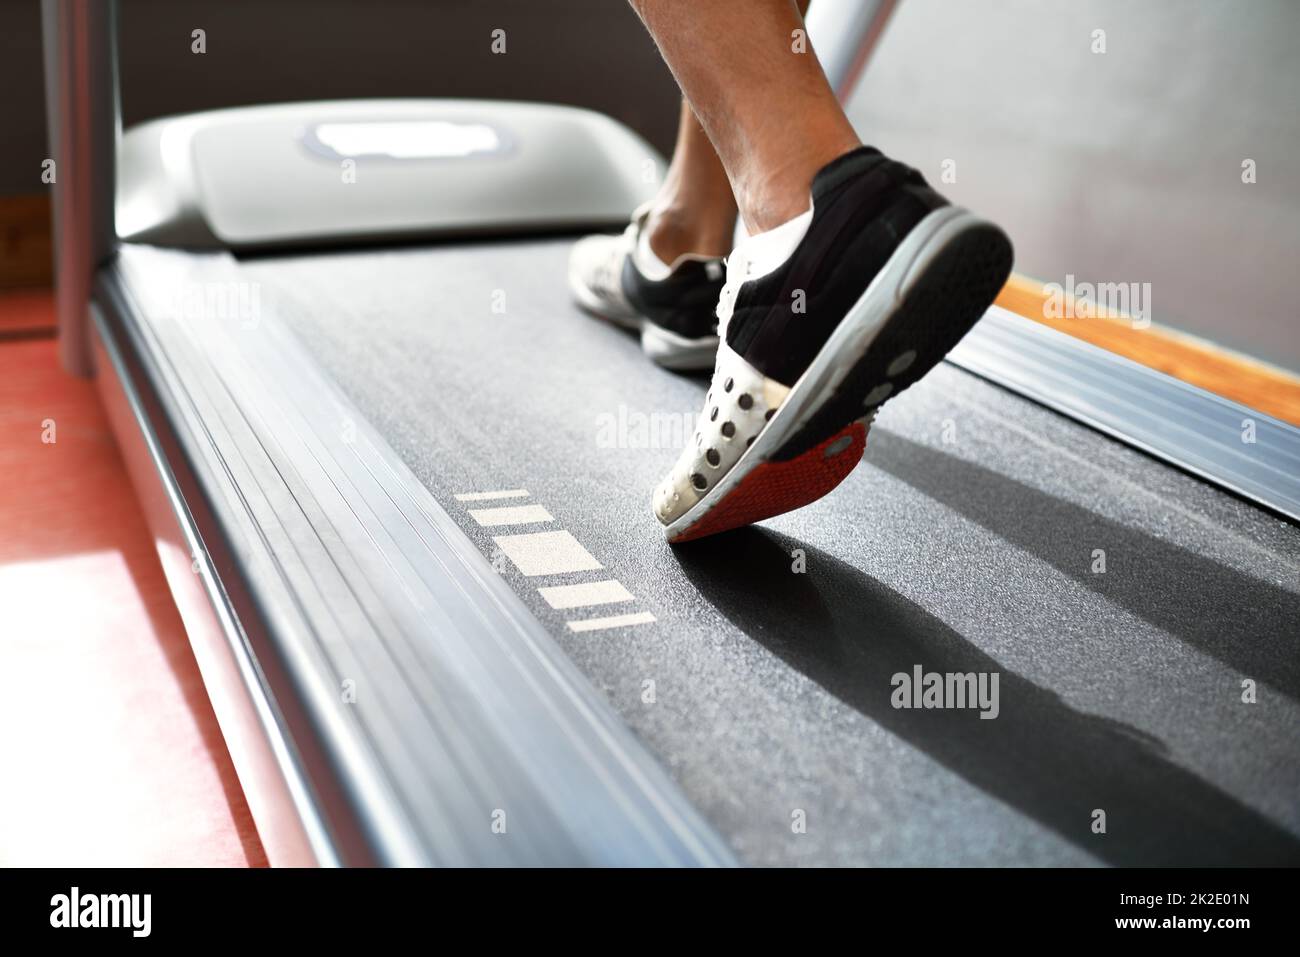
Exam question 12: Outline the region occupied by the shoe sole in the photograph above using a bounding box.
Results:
[569,269,719,372]
[640,323,720,372]
[664,206,1014,544]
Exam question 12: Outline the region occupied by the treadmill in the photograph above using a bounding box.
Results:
[43,0,1300,866]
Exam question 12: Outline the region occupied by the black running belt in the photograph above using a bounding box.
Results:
[128,239,1300,866]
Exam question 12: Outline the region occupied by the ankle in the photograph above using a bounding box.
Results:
[735,183,812,237]
[735,136,862,235]
[644,203,734,264]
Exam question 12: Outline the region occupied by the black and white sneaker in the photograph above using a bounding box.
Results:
[654,146,1014,542]
[568,204,726,371]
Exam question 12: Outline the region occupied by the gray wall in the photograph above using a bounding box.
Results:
[847,0,1300,374]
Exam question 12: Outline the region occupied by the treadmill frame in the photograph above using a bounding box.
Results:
[43,0,737,867]
[41,0,1300,868]
[91,245,738,866]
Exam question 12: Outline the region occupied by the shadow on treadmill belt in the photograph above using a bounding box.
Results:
[870,433,1300,700]
[675,526,1300,866]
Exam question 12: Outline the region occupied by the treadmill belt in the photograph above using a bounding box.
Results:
[242,237,1300,866]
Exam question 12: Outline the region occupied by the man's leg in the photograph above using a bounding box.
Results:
[631,0,1013,542]
[630,0,861,235]
[570,51,782,371]
[567,2,833,372]
[641,99,737,263]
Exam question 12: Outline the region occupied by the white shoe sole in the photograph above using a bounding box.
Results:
[640,323,720,372]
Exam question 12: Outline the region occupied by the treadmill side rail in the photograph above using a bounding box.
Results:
[93,248,736,867]
[91,301,328,868]
[951,307,1300,525]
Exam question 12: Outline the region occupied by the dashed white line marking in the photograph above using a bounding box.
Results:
[566,611,657,633]
[454,489,529,502]
[468,504,553,527]
[494,530,603,576]
[538,579,634,610]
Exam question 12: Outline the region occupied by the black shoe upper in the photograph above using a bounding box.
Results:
[724,146,950,387]
[621,254,725,341]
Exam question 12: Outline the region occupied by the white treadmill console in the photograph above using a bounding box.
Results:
[117,99,663,250]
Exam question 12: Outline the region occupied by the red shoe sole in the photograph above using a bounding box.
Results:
[668,422,868,544]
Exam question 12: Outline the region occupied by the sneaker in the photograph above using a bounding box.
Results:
[568,204,726,371]
[653,146,1014,543]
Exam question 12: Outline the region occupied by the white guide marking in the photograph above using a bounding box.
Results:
[567,611,657,633]
[538,579,634,610]
[493,530,603,576]
[454,489,529,502]
[468,504,553,527]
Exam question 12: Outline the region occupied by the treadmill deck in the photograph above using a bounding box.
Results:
[126,238,1300,866]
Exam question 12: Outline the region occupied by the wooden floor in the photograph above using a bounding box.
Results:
[0,287,57,338]
[0,292,265,867]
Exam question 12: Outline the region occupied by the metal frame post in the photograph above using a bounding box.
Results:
[807,0,900,102]
[42,0,120,376]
